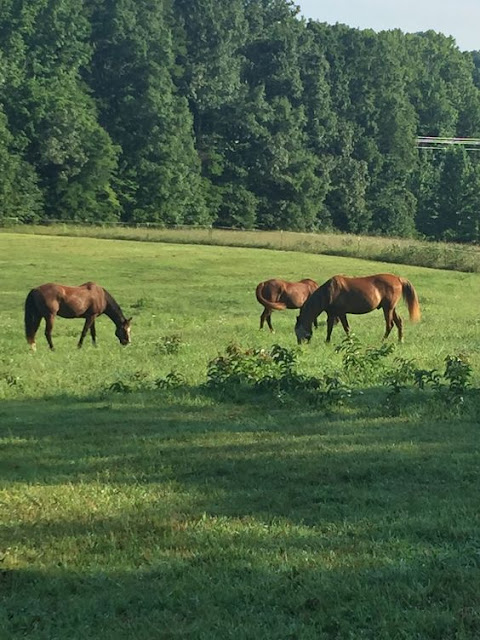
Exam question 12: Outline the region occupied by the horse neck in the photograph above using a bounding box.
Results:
[301,291,324,326]
[104,290,126,327]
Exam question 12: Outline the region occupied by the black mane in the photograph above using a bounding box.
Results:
[104,288,125,323]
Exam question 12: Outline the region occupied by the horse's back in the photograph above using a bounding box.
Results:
[79,281,101,291]
[256,278,318,310]
[331,273,402,313]
[28,282,105,317]
[299,278,319,291]
[339,274,401,293]
[282,279,318,308]
[33,281,101,299]
[30,283,64,305]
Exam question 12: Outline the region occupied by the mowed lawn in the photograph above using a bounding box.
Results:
[1,232,480,639]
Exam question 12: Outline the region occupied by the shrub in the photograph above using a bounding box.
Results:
[205,343,350,408]
[335,333,394,381]
[155,334,183,356]
[154,370,186,389]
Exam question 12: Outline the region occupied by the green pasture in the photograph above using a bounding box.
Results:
[1,232,480,639]
[7,222,480,272]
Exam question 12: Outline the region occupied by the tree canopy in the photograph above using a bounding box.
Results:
[1,0,480,241]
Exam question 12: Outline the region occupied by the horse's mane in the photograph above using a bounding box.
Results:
[103,288,124,319]
[317,277,338,306]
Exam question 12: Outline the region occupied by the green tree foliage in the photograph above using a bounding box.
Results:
[1,0,480,239]
[87,0,209,224]
[0,108,43,223]
[0,0,119,221]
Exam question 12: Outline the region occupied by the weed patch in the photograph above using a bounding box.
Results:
[205,338,478,418]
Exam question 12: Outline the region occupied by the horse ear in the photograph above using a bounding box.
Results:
[126,317,133,324]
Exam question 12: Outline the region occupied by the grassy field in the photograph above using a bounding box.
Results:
[5,222,480,272]
[1,232,480,639]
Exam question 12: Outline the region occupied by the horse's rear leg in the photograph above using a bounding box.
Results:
[382,308,394,340]
[393,309,403,342]
[260,309,274,332]
[266,311,274,332]
[45,315,56,350]
[260,309,267,329]
[27,315,42,351]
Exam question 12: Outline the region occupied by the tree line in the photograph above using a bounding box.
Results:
[1,0,480,242]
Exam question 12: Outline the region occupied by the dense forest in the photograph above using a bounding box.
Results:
[1,0,480,241]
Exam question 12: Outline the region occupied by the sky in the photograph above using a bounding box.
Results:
[296,0,480,52]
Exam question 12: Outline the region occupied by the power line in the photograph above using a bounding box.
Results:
[417,136,480,150]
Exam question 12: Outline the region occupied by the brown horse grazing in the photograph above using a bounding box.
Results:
[24,282,132,351]
[256,278,319,332]
[295,273,420,344]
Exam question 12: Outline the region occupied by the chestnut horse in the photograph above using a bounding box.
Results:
[295,273,420,344]
[256,278,319,332]
[24,282,132,350]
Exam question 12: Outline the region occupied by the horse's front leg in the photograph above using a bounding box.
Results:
[325,314,336,343]
[90,319,97,347]
[78,316,95,349]
[339,315,350,336]
[45,315,56,350]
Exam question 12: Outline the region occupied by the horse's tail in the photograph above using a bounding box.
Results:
[401,279,421,322]
[24,289,41,346]
[255,282,287,311]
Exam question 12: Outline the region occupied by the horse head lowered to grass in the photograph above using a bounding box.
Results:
[255,278,319,332]
[24,282,132,350]
[295,273,420,344]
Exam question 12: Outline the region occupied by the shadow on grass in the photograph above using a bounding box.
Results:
[2,389,480,638]
[2,549,480,639]
[2,387,480,520]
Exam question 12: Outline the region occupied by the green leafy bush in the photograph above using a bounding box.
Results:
[155,334,183,356]
[206,343,350,407]
[155,370,187,389]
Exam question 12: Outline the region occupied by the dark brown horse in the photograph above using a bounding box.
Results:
[24,282,132,350]
[295,273,420,344]
[256,278,319,332]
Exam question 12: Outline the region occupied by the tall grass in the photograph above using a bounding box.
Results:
[4,222,480,272]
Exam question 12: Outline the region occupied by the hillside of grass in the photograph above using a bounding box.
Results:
[3,223,480,273]
[1,232,479,639]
